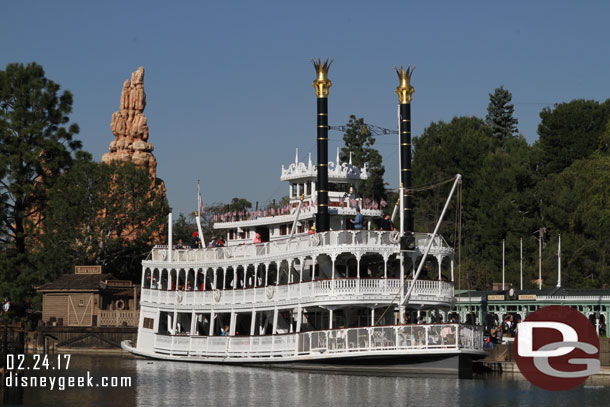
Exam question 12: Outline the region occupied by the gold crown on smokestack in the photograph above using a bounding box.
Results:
[312,58,333,98]
[395,65,415,104]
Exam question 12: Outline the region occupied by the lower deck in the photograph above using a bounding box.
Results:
[128,323,485,369]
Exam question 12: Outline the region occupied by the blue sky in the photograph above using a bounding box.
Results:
[2,1,609,217]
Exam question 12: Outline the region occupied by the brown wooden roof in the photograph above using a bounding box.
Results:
[37,273,117,292]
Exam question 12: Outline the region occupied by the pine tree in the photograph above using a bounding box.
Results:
[341,115,386,201]
[485,86,518,146]
[0,62,81,313]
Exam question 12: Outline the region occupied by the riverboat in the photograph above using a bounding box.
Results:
[122,61,486,376]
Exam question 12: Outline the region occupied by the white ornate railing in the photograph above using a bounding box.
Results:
[140,278,454,308]
[98,310,139,327]
[148,231,453,262]
[152,323,484,358]
[536,296,610,301]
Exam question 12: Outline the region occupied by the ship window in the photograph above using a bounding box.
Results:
[143,318,154,330]
[280,224,288,236]
[297,224,304,233]
[291,184,297,198]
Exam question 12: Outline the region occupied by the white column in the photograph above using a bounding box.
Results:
[272,308,279,334]
[276,263,280,286]
[229,312,236,336]
[264,263,269,286]
[296,307,302,333]
[209,311,215,336]
[329,309,334,329]
[250,310,256,336]
[371,308,375,326]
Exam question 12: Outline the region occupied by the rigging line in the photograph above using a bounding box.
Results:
[409,176,456,193]
[374,175,460,326]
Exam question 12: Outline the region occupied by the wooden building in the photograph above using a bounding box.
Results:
[37,265,139,327]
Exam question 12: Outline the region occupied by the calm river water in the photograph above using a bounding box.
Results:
[2,353,609,407]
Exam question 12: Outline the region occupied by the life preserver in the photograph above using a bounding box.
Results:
[214,289,222,302]
[266,286,275,299]
[389,230,400,244]
[176,291,183,304]
[159,249,167,260]
[115,299,126,310]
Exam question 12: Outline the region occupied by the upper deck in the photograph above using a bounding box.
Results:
[147,230,453,265]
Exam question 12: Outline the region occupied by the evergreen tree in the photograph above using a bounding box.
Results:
[535,99,610,176]
[341,115,386,201]
[0,62,81,313]
[485,86,518,146]
[38,156,168,282]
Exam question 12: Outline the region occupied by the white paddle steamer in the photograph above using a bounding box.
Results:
[122,61,485,375]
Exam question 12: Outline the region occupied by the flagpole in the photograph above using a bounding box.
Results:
[502,239,505,290]
[195,180,205,247]
[520,238,523,290]
[557,234,561,288]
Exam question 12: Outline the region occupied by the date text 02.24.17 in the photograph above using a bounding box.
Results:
[6,354,71,370]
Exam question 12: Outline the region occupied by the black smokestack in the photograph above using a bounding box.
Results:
[312,58,333,232]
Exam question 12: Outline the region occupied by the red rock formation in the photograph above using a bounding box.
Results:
[102,67,159,179]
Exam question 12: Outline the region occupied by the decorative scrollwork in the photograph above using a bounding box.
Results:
[266,286,275,299]
[176,291,183,303]
[389,230,400,244]
[214,289,222,302]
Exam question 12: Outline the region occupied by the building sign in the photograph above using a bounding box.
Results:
[488,295,505,301]
[74,265,102,274]
[106,280,132,288]
[519,294,537,300]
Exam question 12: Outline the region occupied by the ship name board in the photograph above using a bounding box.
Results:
[518,294,537,300]
[488,295,505,301]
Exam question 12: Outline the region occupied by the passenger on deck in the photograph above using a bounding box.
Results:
[308,226,316,235]
[379,214,394,231]
[349,208,364,230]
[253,233,262,244]
[176,239,184,249]
[190,231,201,248]
[208,237,217,248]
[216,236,225,247]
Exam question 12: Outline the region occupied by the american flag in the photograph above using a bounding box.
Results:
[380,199,387,208]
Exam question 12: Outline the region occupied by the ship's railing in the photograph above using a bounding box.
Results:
[140,278,455,307]
[97,310,139,327]
[152,323,484,358]
[149,231,452,262]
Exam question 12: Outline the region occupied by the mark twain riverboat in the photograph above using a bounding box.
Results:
[122,61,486,375]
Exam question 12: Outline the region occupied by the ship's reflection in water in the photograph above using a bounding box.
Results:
[4,354,610,407]
[133,358,610,407]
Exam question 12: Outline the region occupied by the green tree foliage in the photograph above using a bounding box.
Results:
[38,156,168,282]
[0,62,81,313]
[412,116,494,234]
[536,99,610,176]
[537,152,610,287]
[341,115,386,200]
[413,116,541,289]
[485,86,518,146]
[174,213,197,246]
[227,197,252,212]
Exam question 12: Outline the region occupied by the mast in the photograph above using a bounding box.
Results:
[312,58,333,232]
[395,65,415,234]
